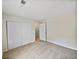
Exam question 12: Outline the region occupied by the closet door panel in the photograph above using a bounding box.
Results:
[40,24,46,41]
[7,22,34,50]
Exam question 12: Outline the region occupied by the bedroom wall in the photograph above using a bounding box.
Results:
[2,14,32,51]
[2,15,8,52]
[2,12,77,51]
[47,13,77,50]
[2,14,35,52]
[2,13,46,52]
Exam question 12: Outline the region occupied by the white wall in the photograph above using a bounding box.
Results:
[3,12,76,52]
[2,14,46,52]
[2,15,8,52]
[2,14,35,52]
[47,13,77,50]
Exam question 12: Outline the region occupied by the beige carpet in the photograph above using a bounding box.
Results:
[3,40,77,59]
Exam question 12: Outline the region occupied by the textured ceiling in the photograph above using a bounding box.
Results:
[2,0,76,21]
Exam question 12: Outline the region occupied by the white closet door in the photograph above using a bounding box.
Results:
[7,22,34,50]
[40,24,46,41]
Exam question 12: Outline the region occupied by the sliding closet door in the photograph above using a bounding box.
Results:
[7,22,34,50]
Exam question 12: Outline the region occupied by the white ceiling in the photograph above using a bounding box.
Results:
[2,0,76,21]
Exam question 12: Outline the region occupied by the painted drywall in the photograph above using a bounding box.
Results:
[2,14,45,52]
[2,14,36,52]
[2,16,8,52]
[2,12,77,51]
[47,13,77,50]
